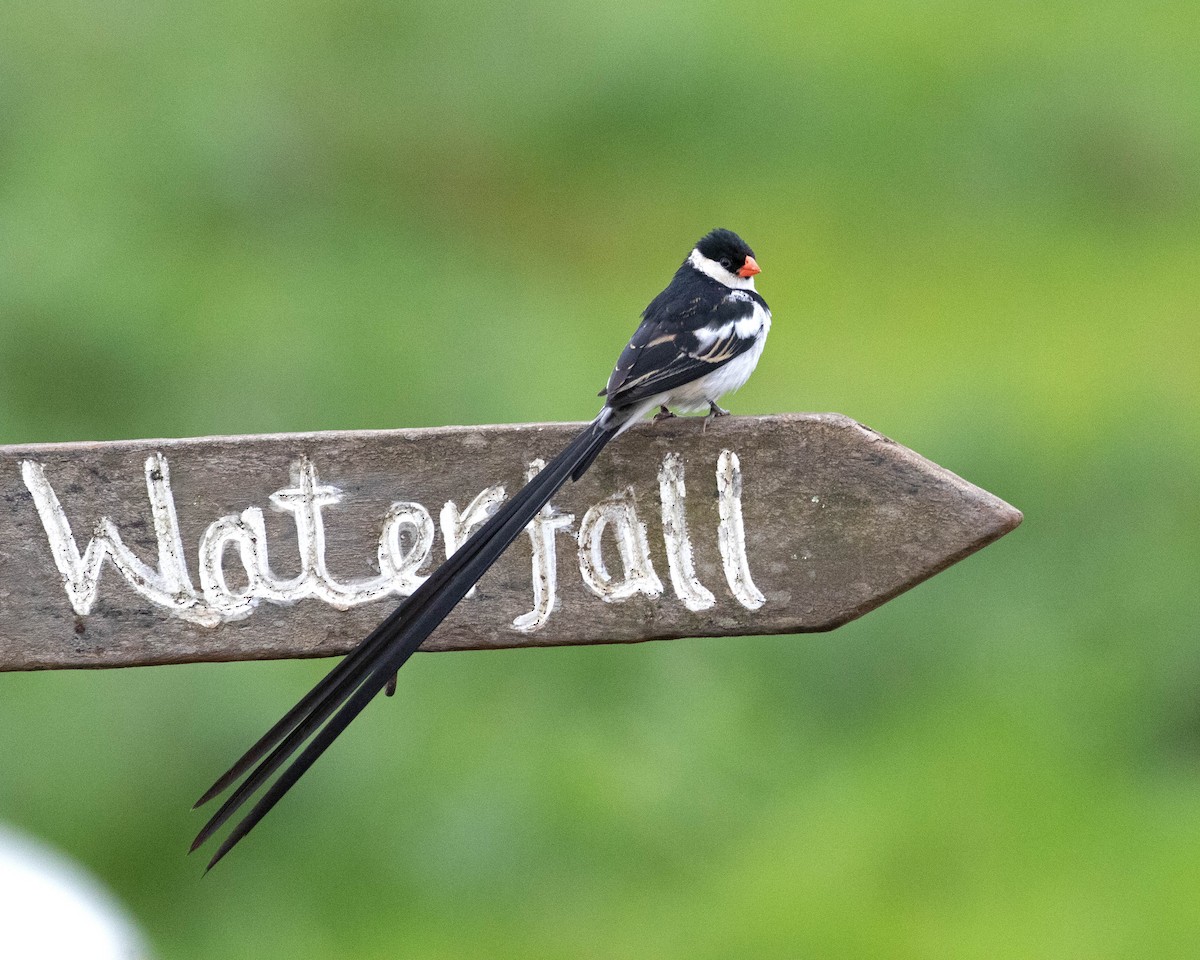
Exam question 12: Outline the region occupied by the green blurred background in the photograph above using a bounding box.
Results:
[1,1,1198,957]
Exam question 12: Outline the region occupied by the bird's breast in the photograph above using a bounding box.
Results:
[667,302,770,412]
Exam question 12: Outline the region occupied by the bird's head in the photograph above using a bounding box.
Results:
[689,228,761,288]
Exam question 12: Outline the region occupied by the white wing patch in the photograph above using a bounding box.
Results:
[693,320,735,349]
[692,298,768,349]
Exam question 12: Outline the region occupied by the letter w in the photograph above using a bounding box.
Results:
[20,454,219,626]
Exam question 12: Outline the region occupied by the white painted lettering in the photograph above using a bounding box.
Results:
[21,448,766,628]
[440,484,506,598]
[577,487,663,602]
[198,507,277,619]
[716,450,765,609]
[658,453,715,611]
[377,501,434,595]
[21,455,220,626]
[513,459,574,633]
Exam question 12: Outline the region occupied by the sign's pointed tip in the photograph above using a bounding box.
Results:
[975,493,1023,542]
[1000,501,1023,531]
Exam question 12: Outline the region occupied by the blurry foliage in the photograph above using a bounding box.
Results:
[1,1,1198,957]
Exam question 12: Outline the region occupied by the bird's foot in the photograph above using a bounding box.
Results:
[653,406,677,422]
[703,401,730,434]
[385,672,398,697]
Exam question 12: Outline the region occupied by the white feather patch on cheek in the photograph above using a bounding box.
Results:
[688,249,756,290]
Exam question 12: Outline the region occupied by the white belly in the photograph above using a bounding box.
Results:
[661,302,771,413]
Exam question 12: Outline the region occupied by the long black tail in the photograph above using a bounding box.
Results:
[191,416,620,870]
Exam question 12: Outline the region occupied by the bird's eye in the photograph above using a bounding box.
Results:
[720,258,732,268]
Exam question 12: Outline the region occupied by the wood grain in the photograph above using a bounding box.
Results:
[0,414,1021,670]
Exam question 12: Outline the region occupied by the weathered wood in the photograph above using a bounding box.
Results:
[0,414,1020,670]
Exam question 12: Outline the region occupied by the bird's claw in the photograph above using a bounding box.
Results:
[653,406,677,422]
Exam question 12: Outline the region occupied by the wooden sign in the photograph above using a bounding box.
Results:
[0,414,1021,671]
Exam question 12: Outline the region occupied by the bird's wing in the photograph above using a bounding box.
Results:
[603,293,762,408]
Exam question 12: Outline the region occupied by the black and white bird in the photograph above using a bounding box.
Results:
[191,227,771,868]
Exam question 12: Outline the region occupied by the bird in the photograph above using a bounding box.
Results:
[191,227,771,869]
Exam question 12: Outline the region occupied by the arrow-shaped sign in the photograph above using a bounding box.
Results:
[0,413,1020,671]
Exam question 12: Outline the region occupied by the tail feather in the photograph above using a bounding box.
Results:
[569,439,607,481]
[193,417,619,868]
[192,606,406,809]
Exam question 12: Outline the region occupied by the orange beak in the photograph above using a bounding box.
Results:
[737,256,761,278]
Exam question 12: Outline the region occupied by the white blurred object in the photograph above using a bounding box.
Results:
[0,826,151,960]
